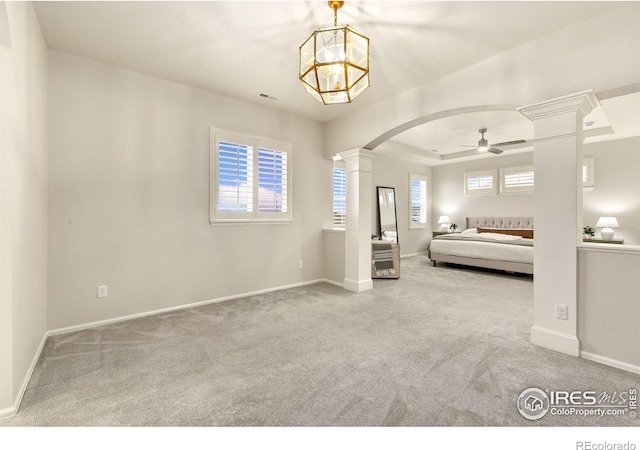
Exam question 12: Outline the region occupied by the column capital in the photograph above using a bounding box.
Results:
[517,90,600,121]
[337,148,380,162]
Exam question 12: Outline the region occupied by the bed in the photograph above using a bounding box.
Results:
[428,217,534,274]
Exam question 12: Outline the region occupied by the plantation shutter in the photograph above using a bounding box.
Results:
[258,147,288,213]
[410,176,427,226]
[333,168,347,228]
[217,141,253,213]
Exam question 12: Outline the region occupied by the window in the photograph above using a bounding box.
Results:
[332,167,347,229]
[583,157,594,189]
[409,173,428,228]
[464,169,497,196]
[501,165,534,193]
[210,128,291,223]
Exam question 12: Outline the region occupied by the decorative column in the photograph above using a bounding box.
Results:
[518,90,599,356]
[339,149,377,292]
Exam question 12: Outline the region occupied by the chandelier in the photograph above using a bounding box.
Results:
[299,1,370,105]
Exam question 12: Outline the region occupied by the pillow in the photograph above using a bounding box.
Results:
[477,227,534,239]
[460,228,477,235]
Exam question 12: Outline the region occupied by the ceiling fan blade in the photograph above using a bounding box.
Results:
[492,139,527,147]
[459,144,477,148]
[488,147,503,155]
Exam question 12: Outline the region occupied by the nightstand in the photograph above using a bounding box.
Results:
[584,237,624,244]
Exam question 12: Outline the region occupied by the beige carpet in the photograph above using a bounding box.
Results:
[2,256,639,426]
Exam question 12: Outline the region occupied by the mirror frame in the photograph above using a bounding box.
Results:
[376,186,399,244]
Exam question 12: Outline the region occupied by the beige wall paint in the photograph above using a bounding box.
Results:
[431,152,535,229]
[583,136,640,245]
[0,41,13,412]
[0,1,48,416]
[47,50,329,330]
[322,230,345,285]
[372,154,431,255]
[578,246,640,371]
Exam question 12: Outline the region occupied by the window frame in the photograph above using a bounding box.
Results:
[332,166,347,230]
[409,173,428,229]
[583,157,594,190]
[500,165,534,194]
[210,127,292,224]
[464,169,497,196]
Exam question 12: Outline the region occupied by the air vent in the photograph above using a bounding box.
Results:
[257,93,278,101]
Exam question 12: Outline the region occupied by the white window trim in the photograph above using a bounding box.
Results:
[409,173,428,229]
[464,169,497,196]
[210,127,292,224]
[500,165,534,194]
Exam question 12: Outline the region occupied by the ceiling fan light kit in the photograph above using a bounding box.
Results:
[477,128,489,152]
[475,128,503,155]
[299,1,370,105]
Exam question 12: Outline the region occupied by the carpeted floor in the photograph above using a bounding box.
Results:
[2,256,639,426]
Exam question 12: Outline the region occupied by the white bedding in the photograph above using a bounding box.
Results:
[429,235,534,264]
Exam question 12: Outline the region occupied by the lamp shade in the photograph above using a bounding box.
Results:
[596,216,619,240]
[437,216,450,231]
[595,217,619,228]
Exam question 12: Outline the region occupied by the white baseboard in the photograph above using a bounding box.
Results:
[48,278,339,336]
[400,251,428,259]
[321,279,343,288]
[0,406,16,420]
[0,333,48,421]
[342,277,373,292]
[531,325,580,357]
[580,351,640,375]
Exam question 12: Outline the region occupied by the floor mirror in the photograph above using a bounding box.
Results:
[377,186,398,243]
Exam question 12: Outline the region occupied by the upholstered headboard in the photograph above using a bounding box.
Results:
[466,217,534,229]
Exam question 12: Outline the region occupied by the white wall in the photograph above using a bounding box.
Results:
[0,1,48,417]
[0,35,13,413]
[578,245,640,372]
[583,136,640,245]
[372,154,431,255]
[47,50,329,330]
[431,152,535,229]
[322,230,345,285]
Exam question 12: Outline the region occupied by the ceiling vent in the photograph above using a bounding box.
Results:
[257,93,278,101]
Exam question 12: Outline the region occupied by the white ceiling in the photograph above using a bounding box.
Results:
[31,1,640,164]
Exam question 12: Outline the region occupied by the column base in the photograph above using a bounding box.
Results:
[342,278,373,293]
[531,325,580,357]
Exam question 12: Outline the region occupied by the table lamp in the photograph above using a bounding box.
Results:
[438,216,450,232]
[595,217,619,240]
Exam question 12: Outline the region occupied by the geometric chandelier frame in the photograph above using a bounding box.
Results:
[299,1,370,105]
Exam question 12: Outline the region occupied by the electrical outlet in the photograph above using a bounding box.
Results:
[555,304,568,320]
[97,285,108,299]
[298,260,304,269]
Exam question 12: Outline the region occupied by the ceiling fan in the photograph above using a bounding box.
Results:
[460,128,503,154]
[461,128,528,155]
